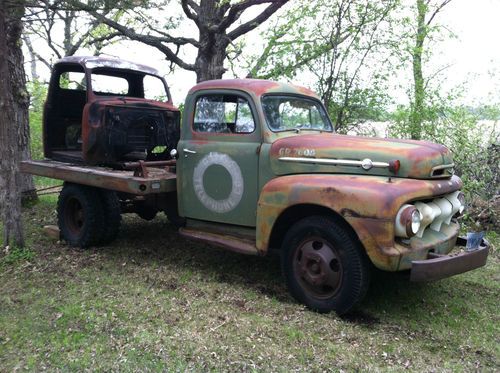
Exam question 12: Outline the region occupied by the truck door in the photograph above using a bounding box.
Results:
[177,92,261,227]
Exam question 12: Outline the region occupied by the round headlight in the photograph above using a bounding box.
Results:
[395,204,421,238]
[410,209,422,235]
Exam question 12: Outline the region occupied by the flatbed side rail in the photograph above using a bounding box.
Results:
[20,160,177,195]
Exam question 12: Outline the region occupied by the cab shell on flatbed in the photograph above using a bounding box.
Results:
[20,159,177,195]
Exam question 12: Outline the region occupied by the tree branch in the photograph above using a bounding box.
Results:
[426,0,452,27]
[66,1,195,71]
[227,0,287,41]
[219,0,277,32]
[180,0,199,26]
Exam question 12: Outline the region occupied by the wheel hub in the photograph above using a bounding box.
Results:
[294,237,343,298]
[65,197,85,235]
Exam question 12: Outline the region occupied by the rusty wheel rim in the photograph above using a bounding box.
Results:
[64,197,85,236]
[293,236,343,299]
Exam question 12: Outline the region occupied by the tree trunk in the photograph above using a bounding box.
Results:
[0,0,27,247]
[13,36,37,202]
[9,1,36,202]
[194,42,227,82]
[410,0,427,140]
[194,0,228,82]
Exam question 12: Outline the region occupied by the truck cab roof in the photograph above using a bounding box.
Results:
[189,78,319,99]
[54,56,161,76]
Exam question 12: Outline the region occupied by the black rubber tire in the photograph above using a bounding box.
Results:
[281,215,370,315]
[98,189,121,244]
[57,183,105,248]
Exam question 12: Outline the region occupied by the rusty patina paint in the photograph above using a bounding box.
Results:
[179,227,258,255]
[82,98,179,164]
[45,56,180,165]
[55,55,163,77]
[269,133,453,179]
[188,78,319,99]
[256,174,462,270]
[20,159,177,195]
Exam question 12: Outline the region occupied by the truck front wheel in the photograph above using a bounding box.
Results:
[57,183,105,248]
[281,216,370,315]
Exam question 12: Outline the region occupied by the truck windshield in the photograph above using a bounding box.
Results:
[262,95,333,132]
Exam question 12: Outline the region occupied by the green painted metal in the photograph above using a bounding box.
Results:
[177,90,262,227]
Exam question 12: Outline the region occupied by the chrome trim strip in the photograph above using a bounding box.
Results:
[431,163,455,171]
[430,163,455,177]
[278,157,390,169]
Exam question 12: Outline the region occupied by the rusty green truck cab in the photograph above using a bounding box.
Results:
[175,79,488,314]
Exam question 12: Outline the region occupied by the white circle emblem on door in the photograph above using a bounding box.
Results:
[193,152,244,213]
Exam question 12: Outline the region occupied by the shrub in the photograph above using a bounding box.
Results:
[389,103,499,230]
[28,80,48,160]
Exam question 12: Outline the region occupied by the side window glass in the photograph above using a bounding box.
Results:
[235,99,255,133]
[194,95,255,134]
[59,72,86,91]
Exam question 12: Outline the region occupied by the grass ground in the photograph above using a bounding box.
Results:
[0,195,498,372]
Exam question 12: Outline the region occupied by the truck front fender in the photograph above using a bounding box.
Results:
[256,174,462,270]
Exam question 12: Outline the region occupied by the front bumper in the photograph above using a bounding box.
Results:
[409,237,490,282]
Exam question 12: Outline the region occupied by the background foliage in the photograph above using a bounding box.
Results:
[25,0,499,230]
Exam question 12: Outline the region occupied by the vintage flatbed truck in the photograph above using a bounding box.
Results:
[21,56,489,314]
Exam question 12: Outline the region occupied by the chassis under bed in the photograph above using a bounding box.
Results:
[20,159,177,195]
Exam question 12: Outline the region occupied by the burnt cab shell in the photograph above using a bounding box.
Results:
[43,56,180,166]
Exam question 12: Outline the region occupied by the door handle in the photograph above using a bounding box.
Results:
[183,148,197,157]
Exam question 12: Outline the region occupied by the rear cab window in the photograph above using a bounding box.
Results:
[91,74,129,95]
[89,68,169,102]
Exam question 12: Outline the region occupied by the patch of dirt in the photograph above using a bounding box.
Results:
[341,310,380,327]
[256,284,289,302]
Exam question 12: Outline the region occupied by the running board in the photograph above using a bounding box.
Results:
[179,227,259,256]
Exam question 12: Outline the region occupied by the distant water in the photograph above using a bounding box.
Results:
[347,120,499,145]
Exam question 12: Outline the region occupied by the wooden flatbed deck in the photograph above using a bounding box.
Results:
[20,159,177,195]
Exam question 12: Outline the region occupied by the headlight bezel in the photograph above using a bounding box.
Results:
[395,204,422,238]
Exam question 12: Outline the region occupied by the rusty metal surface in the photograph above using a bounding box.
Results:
[120,160,176,178]
[410,238,490,282]
[82,100,179,165]
[269,133,453,179]
[188,79,319,99]
[179,227,259,256]
[46,57,180,166]
[20,160,177,195]
[256,174,463,270]
[55,56,161,76]
[122,160,176,169]
[396,222,460,269]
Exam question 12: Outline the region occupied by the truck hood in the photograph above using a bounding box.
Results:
[269,133,454,179]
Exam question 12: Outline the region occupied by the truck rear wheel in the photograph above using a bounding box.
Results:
[281,216,370,315]
[99,189,121,244]
[57,183,105,248]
